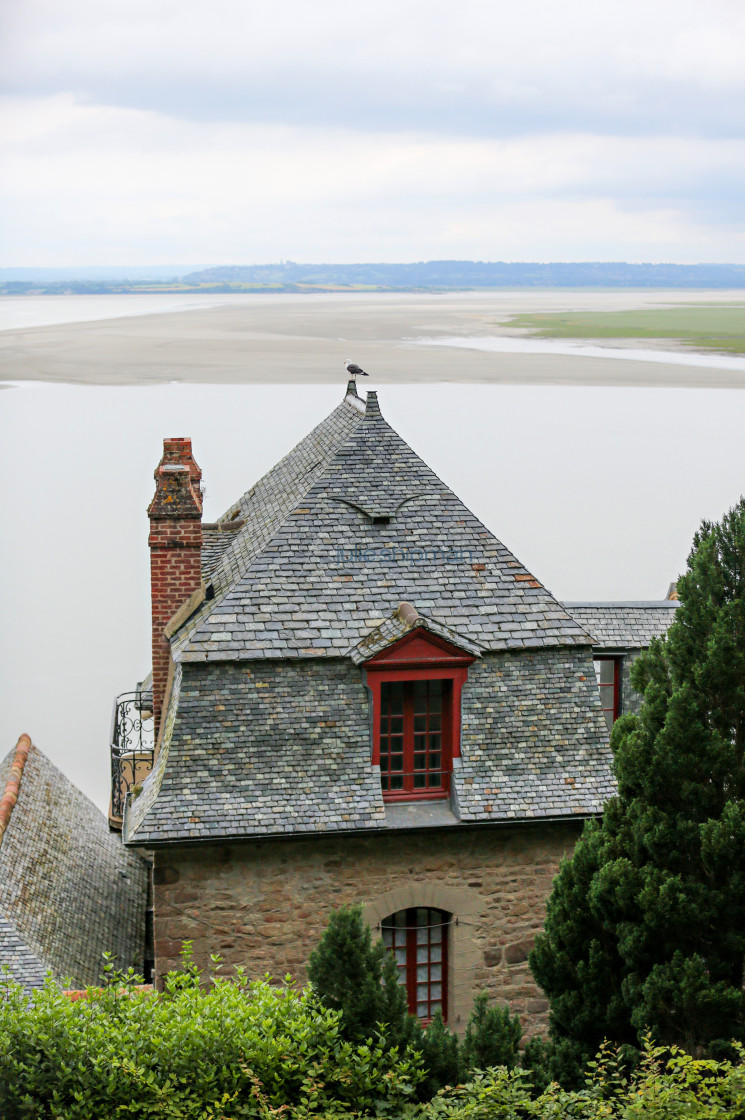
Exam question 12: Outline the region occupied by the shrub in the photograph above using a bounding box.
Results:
[0,954,421,1119]
[462,993,522,1076]
[415,1011,463,1101]
[415,1037,745,1119]
[307,903,415,1053]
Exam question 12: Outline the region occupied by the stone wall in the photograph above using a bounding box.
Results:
[153,820,583,1037]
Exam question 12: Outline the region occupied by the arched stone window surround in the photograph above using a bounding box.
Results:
[363,882,484,1028]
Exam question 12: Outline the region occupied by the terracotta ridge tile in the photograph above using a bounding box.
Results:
[0,733,32,846]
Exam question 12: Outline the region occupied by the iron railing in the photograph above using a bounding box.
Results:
[110,690,155,821]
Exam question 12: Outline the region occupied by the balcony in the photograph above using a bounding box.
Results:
[109,689,155,828]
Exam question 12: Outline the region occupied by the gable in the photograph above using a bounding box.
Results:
[365,626,476,668]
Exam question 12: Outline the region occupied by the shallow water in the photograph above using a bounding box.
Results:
[415,334,745,373]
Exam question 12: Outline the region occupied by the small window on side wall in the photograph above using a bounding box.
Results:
[594,656,621,730]
[382,907,450,1022]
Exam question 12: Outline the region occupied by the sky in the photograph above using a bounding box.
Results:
[1,0,745,265]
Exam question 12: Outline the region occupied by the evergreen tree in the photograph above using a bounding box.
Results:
[415,1011,462,1099]
[531,498,745,1075]
[461,993,522,1074]
[308,904,413,1050]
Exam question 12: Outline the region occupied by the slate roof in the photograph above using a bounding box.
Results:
[173,390,591,662]
[123,388,624,846]
[125,660,389,844]
[0,740,149,989]
[0,913,48,991]
[201,526,237,581]
[563,602,678,648]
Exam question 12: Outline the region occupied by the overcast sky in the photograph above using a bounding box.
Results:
[1,0,744,265]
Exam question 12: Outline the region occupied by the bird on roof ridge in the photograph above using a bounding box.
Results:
[344,359,369,378]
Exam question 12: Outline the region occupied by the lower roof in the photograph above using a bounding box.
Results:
[562,601,678,649]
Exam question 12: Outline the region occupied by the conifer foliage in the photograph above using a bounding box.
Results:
[307,904,413,1051]
[531,498,745,1073]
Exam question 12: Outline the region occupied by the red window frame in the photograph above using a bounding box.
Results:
[594,655,621,729]
[364,628,474,802]
[381,907,449,1022]
[380,679,451,796]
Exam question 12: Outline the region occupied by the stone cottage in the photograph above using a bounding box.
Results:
[117,383,677,1034]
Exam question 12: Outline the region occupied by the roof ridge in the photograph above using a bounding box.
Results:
[0,734,31,848]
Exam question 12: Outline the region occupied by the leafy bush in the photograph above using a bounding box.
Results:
[0,953,421,1119]
[414,1038,745,1119]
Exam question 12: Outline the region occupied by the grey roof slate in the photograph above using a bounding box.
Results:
[0,914,49,991]
[456,648,615,820]
[0,743,149,988]
[563,602,678,648]
[174,391,591,662]
[201,527,236,581]
[125,645,612,845]
[125,660,388,845]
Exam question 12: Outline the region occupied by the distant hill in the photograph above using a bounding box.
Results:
[181,261,745,289]
[2,261,745,295]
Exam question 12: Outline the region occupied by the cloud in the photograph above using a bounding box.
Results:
[1,0,743,264]
[1,95,744,264]
[2,0,745,137]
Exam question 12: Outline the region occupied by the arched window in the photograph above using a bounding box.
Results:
[381,907,450,1022]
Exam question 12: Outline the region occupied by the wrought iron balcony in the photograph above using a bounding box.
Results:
[109,689,155,824]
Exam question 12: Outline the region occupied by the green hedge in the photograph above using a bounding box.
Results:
[2,961,745,1119]
[0,958,420,1119]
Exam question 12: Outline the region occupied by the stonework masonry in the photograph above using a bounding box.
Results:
[153,821,582,1038]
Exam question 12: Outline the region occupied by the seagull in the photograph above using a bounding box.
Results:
[344,359,369,378]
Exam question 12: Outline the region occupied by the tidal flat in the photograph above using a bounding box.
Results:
[1,289,745,388]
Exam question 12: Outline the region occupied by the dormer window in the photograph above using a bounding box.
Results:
[364,627,474,802]
[380,679,451,796]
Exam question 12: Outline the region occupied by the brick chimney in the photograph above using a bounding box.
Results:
[148,438,203,736]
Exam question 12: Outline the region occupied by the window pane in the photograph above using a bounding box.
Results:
[383,909,449,1023]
